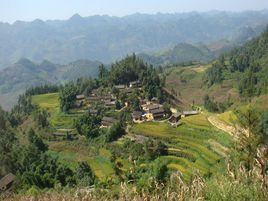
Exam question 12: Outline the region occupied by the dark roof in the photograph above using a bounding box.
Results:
[91,89,99,94]
[183,111,199,115]
[150,108,165,115]
[0,173,16,190]
[123,88,134,94]
[147,104,160,111]
[130,80,140,85]
[102,117,116,123]
[114,85,126,89]
[104,100,115,106]
[89,109,98,114]
[132,111,143,119]
[87,96,101,101]
[52,133,66,137]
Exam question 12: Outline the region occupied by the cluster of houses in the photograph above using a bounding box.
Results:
[132,100,199,126]
[74,80,199,128]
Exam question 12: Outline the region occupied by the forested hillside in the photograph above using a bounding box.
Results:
[205,27,268,98]
[0,11,267,68]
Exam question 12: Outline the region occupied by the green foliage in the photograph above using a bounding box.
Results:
[238,63,260,97]
[0,128,17,176]
[25,85,59,96]
[28,128,48,152]
[144,140,168,160]
[12,94,35,116]
[233,107,264,171]
[76,162,95,186]
[109,54,146,85]
[204,61,223,87]
[205,27,268,98]
[205,174,268,201]
[59,83,77,113]
[33,109,50,128]
[15,147,75,189]
[105,122,125,142]
[74,114,101,139]
[203,94,219,112]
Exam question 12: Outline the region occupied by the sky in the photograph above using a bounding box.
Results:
[1,0,268,23]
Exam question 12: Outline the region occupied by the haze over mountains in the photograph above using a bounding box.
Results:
[0,10,268,68]
[0,10,268,110]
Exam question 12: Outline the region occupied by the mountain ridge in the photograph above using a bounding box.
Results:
[0,10,268,68]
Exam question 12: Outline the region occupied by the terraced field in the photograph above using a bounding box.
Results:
[130,114,231,180]
[32,93,82,129]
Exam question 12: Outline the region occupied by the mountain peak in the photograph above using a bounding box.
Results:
[69,13,83,21]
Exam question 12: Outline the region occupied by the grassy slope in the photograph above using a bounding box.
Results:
[32,93,79,129]
[165,65,239,110]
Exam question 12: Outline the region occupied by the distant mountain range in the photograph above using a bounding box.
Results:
[0,10,268,68]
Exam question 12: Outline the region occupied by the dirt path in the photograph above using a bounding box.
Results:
[208,115,236,136]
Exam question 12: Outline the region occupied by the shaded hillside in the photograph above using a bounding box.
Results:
[0,11,268,68]
[0,59,101,109]
[140,26,261,66]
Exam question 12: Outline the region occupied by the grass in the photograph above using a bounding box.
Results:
[32,93,81,129]
[217,111,237,126]
[130,113,230,180]
[32,93,59,110]
[88,156,115,181]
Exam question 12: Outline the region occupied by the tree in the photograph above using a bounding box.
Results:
[205,62,223,87]
[34,109,49,128]
[145,140,167,160]
[59,84,77,113]
[74,114,101,139]
[203,95,218,112]
[152,161,168,183]
[234,107,264,171]
[28,128,48,152]
[105,122,125,142]
[76,162,95,186]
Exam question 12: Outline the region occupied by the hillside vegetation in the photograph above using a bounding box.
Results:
[165,27,268,111]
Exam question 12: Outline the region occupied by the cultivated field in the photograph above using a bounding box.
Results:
[130,113,231,180]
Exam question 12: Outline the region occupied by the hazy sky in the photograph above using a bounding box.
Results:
[1,0,268,23]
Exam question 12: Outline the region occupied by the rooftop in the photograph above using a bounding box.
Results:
[0,173,16,190]
[183,111,199,115]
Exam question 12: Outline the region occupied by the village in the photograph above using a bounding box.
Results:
[74,80,199,129]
